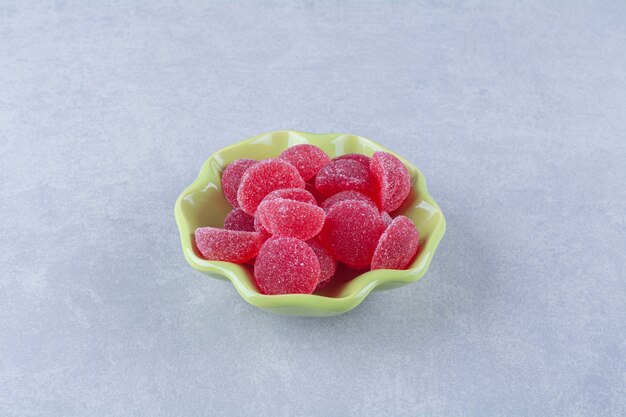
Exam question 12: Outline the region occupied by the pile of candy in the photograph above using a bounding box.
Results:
[195,144,419,295]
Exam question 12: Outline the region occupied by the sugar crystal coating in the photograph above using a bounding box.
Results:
[278,144,330,181]
[262,188,317,205]
[195,227,262,263]
[221,159,257,207]
[321,190,377,212]
[334,153,372,167]
[223,208,255,232]
[237,159,305,215]
[319,200,386,269]
[381,211,393,226]
[254,237,320,295]
[314,159,374,197]
[370,151,411,212]
[371,216,419,270]
[307,238,337,290]
[258,198,325,240]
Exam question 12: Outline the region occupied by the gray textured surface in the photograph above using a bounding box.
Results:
[1,1,625,416]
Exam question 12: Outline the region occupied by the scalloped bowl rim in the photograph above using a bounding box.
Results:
[174,131,446,315]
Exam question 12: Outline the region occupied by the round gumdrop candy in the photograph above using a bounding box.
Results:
[194,227,262,263]
[278,144,330,181]
[370,151,411,212]
[223,208,255,232]
[254,237,320,294]
[262,187,317,205]
[319,200,386,270]
[237,159,305,215]
[333,153,372,167]
[257,198,325,241]
[381,211,393,226]
[306,238,337,290]
[371,216,419,270]
[314,159,374,197]
[221,159,257,207]
[321,190,377,212]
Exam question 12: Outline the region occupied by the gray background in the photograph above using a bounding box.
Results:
[1,1,625,416]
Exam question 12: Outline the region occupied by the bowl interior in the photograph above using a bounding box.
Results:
[176,131,445,301]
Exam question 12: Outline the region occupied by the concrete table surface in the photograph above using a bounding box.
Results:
[1,1,624,416]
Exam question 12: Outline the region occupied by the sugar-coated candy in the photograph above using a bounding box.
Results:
[381,211,393,226]
[306,238,337,289]
[278,144,330,181]
[262,188,317,205]
[314,159,374,197]
[257,198,325,241]
[334,153,372,167]
[254,237,320,295]
[223,208,255,232]
[221,159,257,207]
[195,227,262,263]
[319,200,386,269]
[371,216,419,270]
[321,190,377,212]
[370,151,411,212]
[237,159,305,215]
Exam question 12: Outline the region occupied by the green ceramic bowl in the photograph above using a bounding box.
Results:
[174,131,446,316]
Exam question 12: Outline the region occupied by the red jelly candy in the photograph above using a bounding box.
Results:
[262,188,317,205]
[370,151,411,212]
[371,216,419,270]
[237,159,305,215]
[381,211,393,226]
[223,208,255,232]
[254,237,320,295]
[195,227,262,263]
[257,198,325,241]
[221,159,257,207]
[319,200,386,269]
[307,238,337,289]
[334,153,372,167]
[314,159,374,197]
[278,144,330,181]
[321,190,377,212]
